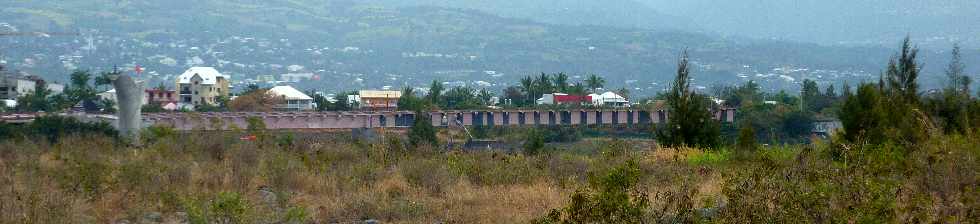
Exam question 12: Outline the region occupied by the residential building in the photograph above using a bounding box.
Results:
[145,89,178,106]
[355,90,401,110]
[267,85,314,111]
[175,67,230,108]
[0,74,65,100]
[0,76,37,100]
[812,117,843,138]
[96,89,117,104]
[98,89,154,109]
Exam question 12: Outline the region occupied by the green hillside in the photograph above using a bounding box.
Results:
[3,0,969,94]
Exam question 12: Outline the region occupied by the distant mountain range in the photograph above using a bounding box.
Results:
[0,0,977,95]
[637,0,980,48]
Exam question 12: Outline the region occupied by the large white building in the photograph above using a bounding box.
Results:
[267,85,314,111]
[589,91,630,107]
[175,67,230,108]
[0,74,65,100]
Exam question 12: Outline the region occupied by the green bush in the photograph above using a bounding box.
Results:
[523,128,546,155]
[408,114,438,147]
[210,192,252,224]
[27,115,118,143]
[282,206,309,224]
[535,160,650,224]
[56,156,113,200]
[736,124,759,152]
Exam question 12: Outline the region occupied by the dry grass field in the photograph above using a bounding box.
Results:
[0,127,977,223]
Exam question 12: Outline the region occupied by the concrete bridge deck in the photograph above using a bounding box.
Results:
[143,108,736,131]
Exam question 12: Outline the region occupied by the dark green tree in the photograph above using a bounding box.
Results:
[307,90,331,111]
[65,70,100,111]
[15,83,68,112]
[523,128,546,155]
[93,71,116,91]
[331,91,357,111]
[477,88,495,106]
[520,76,535,105]
[840,84,888,144]
[502,86,525,107]
[884,36,921,105]
[926,44,973,134]
[782,111,814,139]
[241,83,261,96]
[398,86,429,111]
[655,51,721,149]
[945,44,971,94]
[568,82,588,96]
[444,86,482,110]
[736,124,758,152]
[880,37,929,145]
[586,74,605,93]
[98,98,116,113]
[535,73,555,95]
[427,80,444,107]
[552,73,569,93]
[408,114,438,147]
[801,79,824,113]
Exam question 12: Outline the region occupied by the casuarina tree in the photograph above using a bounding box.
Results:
[655,51,721,149]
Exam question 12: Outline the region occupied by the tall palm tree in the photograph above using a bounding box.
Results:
[568,82,588,95]
[520,76,534,105]
[427,80,444,106]
[586,74,605,93]
[536,73,552,94]
[552,72,569,92]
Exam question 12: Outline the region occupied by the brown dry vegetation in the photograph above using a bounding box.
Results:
[0,129,977,223]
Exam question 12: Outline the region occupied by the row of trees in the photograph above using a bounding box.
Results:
[397,81,496,111]
[842,39,980,148]
[10,69,118,113]
[653,37,979,150]
[501,73,607,106]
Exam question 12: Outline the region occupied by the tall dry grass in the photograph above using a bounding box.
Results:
[0,129,976,223]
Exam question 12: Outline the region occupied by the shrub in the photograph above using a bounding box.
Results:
[535,160,650,224]
[736,125,758,152]
[28,115,119,143]
[408,114,438,147]
[142,124,177,143]
[523,128,546,155]
[840,84,888,145]
[56,156,113,200]
[210,192,252,223]
[400,158,455,194]
[282,206,310,224]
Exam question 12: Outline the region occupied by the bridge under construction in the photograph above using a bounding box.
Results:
[142,108,736,131]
